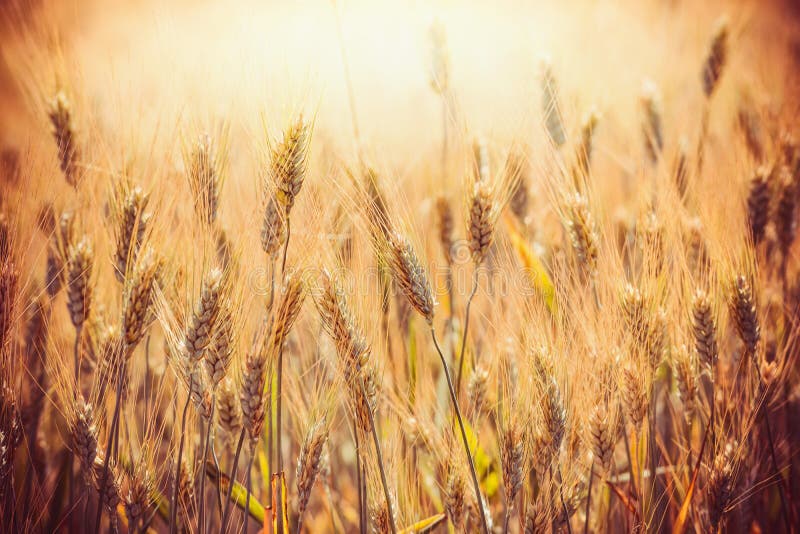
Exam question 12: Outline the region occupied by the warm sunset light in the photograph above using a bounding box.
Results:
[0,0,798,532]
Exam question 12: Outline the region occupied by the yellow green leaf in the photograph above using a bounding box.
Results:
[400,513,447,533]
[507,218,557,315]
[205,461,266,524]
[462,418,499,497]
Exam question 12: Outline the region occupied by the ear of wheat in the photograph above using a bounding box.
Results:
[387,233,435,324]
[747,166,770,246]
[47,91,81,186]
[113,186,150,283]
[468,181,495,264]
[702,18,729,97]
[183,268,224,364]
[641,80,664,164]
[272,116,310,214]
[66,236,93,330]
[186,133,223,226]
[121,249,160,350]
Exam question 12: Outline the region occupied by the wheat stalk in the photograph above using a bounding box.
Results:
[387,232,489,534]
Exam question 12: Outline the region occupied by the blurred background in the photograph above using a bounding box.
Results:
[1,0,798,166]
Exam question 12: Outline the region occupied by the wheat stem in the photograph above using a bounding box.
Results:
[243,448,253,534]
[276,344,285,475]
[267,373,274,504]
[169,372,193,534]
[502,502,512,534]
[73,326,81,391]
[354,418,365,534]
[94,362,125,534]
[280,211,291,279]
[456,269,479,393]
[198,398,215,534]
[430,327,489,534]
[556,464,574,534]
[220,427,246,533]
[361,379,397,534]
[267,257,276,312]
[211,434,223,513]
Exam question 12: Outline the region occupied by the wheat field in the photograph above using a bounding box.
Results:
[0,0,799,532]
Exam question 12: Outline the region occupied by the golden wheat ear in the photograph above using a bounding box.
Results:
[386,232,435,325]
[66,236,93,331]
[272,115,311,215]
[747,166,770,246]
[729,274,760,358]
[47,90,81,187]
[112,185,151,284]
[640,79,664,165]
[435,196,454,266]
[467,180,496,265]
[702,17,729,98]
[564,193,599,280]
[296,418,329,523]
[121,249,160,351]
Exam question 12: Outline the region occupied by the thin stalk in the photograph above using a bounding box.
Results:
[169,373,193,534]
[445,267,455,324]
[361,380,398,534]
[267,372,274,504]
[430,327,489,534]
[360,463,367,534]
[199,399,215,534]
[211,434,223,513]
[243,448,253,534]
[281,218,291,278]
[502,500,513,534]
[267,257,276,312]
[221,428,246,533]
[354,420,365,534]
[275,219,290,483]
[93,361,125,534]
[557,464,574,534]
[646,391,657,529]
[74,326,81,391]
[276,344,285,475]
[456,269,479,393]
[296,504,305,534]
[445,266,457,374]
[709,374,716,460]
[142,500,160,531]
